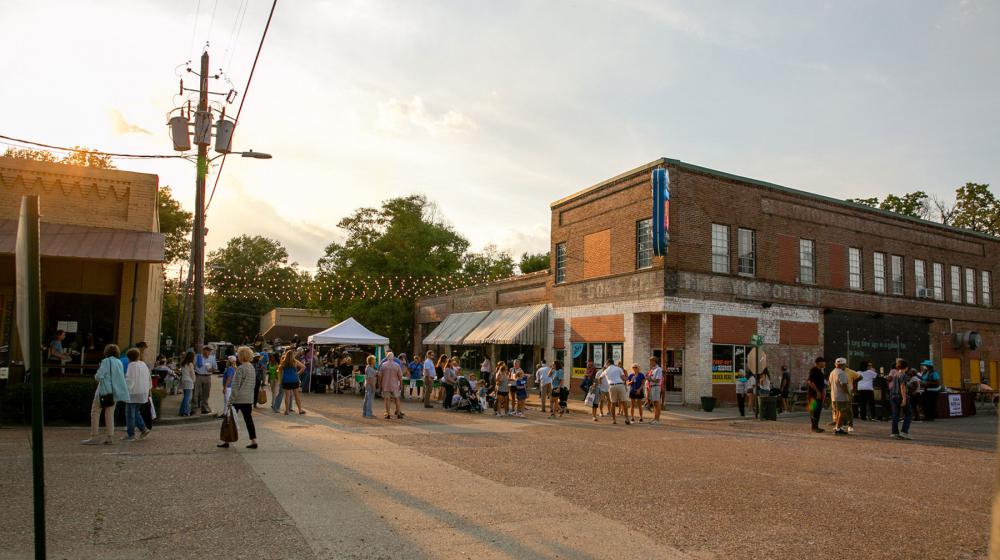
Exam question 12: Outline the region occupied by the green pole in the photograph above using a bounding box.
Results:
[20,196,46,558]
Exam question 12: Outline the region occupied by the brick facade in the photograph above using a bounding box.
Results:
[570,315,624,342]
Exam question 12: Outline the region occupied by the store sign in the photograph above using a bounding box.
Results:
[559,270,661,306]
[948,394,962,417]
[651,168,670,256]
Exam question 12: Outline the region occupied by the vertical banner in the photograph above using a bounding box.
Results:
[651,168,670,256]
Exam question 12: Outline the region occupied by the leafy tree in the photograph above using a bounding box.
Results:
[518,251,549,274]
[950,182,999,236]
[315,195,469,351]
[848,191,929,219]
[462,245,515,279]
[206,235,309,343]
[157,186,193,264]
[3,147,58,162]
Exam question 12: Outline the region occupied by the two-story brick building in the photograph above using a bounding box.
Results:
[0,156,166,377]
[417,158,999,406]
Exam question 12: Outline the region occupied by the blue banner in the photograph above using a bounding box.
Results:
[651,168,670,256]
[571,343,585,359]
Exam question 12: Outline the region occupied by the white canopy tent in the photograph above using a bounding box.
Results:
[307,317,390,346]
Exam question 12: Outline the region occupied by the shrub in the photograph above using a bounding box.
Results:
[0,378,97,425]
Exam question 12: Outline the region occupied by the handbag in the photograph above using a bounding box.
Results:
[220,407,239,443]
[584,391,596,407]
[257,388,267,405]
[98,358,115,408]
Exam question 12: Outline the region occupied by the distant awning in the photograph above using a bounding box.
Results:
[0,219,165,262]
[462,304,549,346]
[423,311,489,346]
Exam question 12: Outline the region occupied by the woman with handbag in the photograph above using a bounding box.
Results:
[82,344,128,445]
[178,351,195,416]
[219,346,259,449]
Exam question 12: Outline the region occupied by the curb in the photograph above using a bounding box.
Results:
[156,413,219,426]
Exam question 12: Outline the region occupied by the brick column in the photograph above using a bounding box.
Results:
[684,313,713,405]
[625,313,651,369]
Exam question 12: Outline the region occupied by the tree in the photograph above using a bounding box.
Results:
[157,186,193,264]
[3,145,115,168]
[950,182,999,236]
[847,191,929,219]
[518,251,549,274]
[315,195,469,351]
[206,235,309,343]
[462,245,515,279]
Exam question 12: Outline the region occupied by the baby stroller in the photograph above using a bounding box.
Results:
[455,379,484,413]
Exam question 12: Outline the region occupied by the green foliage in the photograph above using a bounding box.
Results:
[158,186,193,264]
[847,191,929,219]
[315,195,469,350]
[206,235,309,343]
[1,378,96,425]
[846,197,880,208]
[950,182,999,236]
[3,147,58,162]
[518,251,550,274]
[3,146,115,168]
[462,245,515,278]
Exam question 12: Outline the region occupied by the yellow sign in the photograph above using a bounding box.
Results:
[712,371,735,384]
[572,367,587,378]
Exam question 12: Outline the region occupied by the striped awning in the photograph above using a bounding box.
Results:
[422,311,489,346]
[462,304,549,346]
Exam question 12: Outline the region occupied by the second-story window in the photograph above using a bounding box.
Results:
[914,259,926,296]
[848,247,862,290]
[932,263,944,300]
[555,243,566,284]
[737,228,756,276]
[983,270,992,307]
[965,268,976,304]
[891,255,904,295]
[635,219,653,269]
[951,265,961,303]
[711,224,730,274]
[799,239,815,284]
[873,252,886,293]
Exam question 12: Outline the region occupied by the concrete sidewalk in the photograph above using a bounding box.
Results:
[156,375,226,425]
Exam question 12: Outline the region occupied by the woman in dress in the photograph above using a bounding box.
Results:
[280,348,307,415]
[178,351,195,417]
[218,346,259,449]
[81,344,128,445]
[362,354,377,418]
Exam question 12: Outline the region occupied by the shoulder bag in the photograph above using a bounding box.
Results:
[98,358,116,408]
[220,406,239,443]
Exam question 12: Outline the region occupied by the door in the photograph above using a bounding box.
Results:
[941,357,961,389]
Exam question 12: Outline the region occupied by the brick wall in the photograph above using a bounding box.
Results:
[777,234,796,283]
[650,313,686,348]
[553,318,565,349]
[828,243,846,289]
[582,229,611,278]
[712,315,757,344]
[779,320,820,345]
[570,314,624,342]
[0,157,159,233]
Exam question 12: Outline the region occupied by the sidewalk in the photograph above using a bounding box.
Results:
[156,376,226,425]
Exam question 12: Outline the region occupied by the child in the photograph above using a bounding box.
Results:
[514,367,528,417]
[220,355,236,416]
[494,364,510,416]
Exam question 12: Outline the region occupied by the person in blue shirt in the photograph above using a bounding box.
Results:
[919,359,942,422]
[220,355,236,416]
[408,357,422,398]
[627,364,646,423]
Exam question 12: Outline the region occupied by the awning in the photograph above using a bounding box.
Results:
[462,304,548,346]
[0,219,165,262]
[423,311,489,346]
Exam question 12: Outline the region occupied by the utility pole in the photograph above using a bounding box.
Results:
[192,50,210,351]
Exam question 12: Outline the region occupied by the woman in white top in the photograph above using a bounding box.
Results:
[509,360,524,416]
[178,351,196,417]
[855,362,878,421]
[124,348,152,441]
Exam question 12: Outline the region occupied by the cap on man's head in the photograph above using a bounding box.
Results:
[835,357,847,366]
[203,345,212,351]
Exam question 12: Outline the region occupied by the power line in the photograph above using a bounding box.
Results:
[0,134,189,161]
[206,0,277,211]
[188,0,202,59]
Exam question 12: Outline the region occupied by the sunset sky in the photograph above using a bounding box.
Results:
[2,0,998,270]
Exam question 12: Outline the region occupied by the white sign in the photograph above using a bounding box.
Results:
[0,367,8,380]
[948,394,963,417]
[56,321,78,333]
[611,344,622,365]
[592,346,603,368]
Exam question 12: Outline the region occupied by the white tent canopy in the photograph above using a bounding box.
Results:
[307,317,389,346]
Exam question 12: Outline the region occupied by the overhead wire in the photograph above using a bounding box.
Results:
[188,0,202,60]
[206,0,220,47]
[0,134,190,161]
[205,0,278,212]
[224,0,250,72]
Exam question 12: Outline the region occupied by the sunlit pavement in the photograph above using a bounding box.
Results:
[1,390,994,559]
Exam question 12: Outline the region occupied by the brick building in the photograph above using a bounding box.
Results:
[0,157,165,378]
[416,158,999,406]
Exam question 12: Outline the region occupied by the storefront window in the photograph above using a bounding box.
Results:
[570,342,622,376]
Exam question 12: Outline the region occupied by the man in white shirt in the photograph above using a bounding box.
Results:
[422,350,436,409]
[856,362,877,421]
[535,361,552,412]
[192,345,216,414]
[829,358,851,435]
[599,359,630,425]
[647,357,664,425]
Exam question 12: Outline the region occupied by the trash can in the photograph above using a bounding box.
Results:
[757,395,778,421]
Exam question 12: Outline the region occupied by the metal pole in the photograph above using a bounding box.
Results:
[191,50,209,351]
[22,196,46,559]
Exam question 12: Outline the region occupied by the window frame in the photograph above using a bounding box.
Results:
[965,267,976,305]
[890,254,904,296]
[737,227,756,276]
[848,247,862,290]
[635,218,653,270]
[932,263,943,301]
[554,242,567,284]
[914,259,926,296]
[799,238,815,284]
[950,265,962,303]
[982,270,992,307]
[711,224,730,274]
[873,252,886,294]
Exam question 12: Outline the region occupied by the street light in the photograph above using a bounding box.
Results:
[239,150,272,159]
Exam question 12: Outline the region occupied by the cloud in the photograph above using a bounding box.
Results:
[374,96,477,136]
[110,108,152,135]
